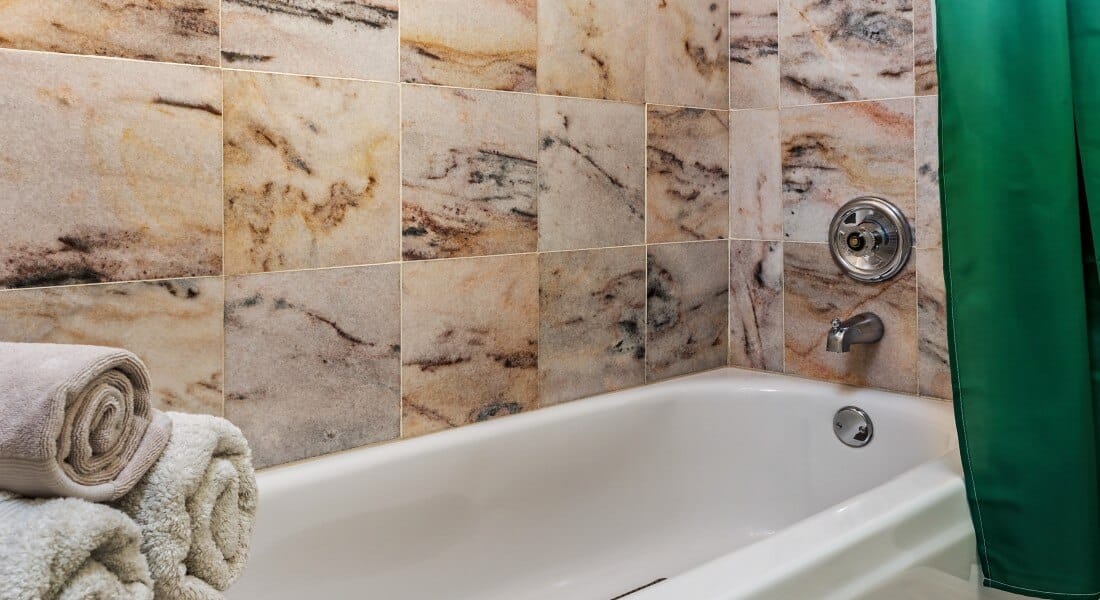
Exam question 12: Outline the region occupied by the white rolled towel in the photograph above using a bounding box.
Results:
[0,491,153,600]
[113,413,257,599]
[0,342,171,502]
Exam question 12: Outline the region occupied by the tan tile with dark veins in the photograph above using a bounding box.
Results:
[781,99,914,243]
[0,51,223,289]
[784,242,917,393]
[402,254,538,437]
[538,96,645,252]
[221,0,399,81]
[224,71,400,275]
[914,0,938,95]
[0,278,224,415]
[647,106,731,243]
[730,240,783,372]
[916,96,942,248]
[537,0,645,102]
[918,249,951,399]
[540,247,646,405]
[780,0,914,105]
[647,0,730,109]
[402,85,538,260]
[401,0,536,92]
[225,265,401,468]
[730,108,782,240]
[0,0,219,65]
[729,0,779,109]
[647,241,729,381]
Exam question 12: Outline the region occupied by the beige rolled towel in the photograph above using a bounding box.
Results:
[0,343,172,502]
[0,491,153,600]
[113,413,257,599]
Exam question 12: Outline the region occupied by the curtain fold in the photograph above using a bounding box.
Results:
[938,1,1100,598]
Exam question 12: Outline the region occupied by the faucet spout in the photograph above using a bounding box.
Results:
[826,313,884,353]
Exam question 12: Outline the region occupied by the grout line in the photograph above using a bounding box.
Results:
[397,63,405,441]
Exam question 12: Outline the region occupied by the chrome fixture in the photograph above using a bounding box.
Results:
[829,197,913,282]
[834,406,873,448]
[826,313,884,353]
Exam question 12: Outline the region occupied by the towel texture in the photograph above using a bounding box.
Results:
[0,343,172,502]
[0,491,153,600]
[113,413,257,599]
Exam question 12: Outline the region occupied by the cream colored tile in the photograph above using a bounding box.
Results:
[537,0,645,102]
[224,71,400,274]
[647,0,730,109]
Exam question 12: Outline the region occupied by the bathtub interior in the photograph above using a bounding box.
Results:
[231,370,956,600]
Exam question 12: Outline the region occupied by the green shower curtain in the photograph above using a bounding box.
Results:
[938,1,1100,598]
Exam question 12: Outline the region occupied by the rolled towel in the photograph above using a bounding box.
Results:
[0,343,172,502]
[113,413,257,599]
[0,491,153,600]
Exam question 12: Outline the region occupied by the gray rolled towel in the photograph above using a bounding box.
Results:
[0,343,172,502]
[0,491,153,600]
[113,413,257,599]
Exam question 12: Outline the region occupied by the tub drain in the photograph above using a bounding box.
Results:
[610,578,667,600]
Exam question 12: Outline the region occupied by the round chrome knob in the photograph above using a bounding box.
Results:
[829,197,913,283]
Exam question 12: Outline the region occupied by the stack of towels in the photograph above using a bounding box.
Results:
[0,343,257,600]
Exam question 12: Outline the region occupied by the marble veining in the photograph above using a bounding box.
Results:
[224,265,401,468]
[647,106,731,243]
[730,108,783,240]
[915,96,941,248]
[783,242,917,393]
[780,0,914,105]
[0,0,219,65]
[0,278,224,415]
[647,241,729,381]
[0,51,222,289]
[538,96,646,252]
[540,247,646,405]
[537,0,645,102]
[402,86,538,260]
[781,99,914,243]
[224,71,400,275]
[729,0,780,109]
[917,249,951,399]
[221,0,399,80]
[914,0,938,95]
[729,240,783,371]
[647,0,730,109]
[401,0,536,92]
[402,254,539,437]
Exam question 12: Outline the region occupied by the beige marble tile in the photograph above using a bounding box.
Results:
[402,85,538,260]
[781,99,914,243]
[538,96,646,252]
[401,0,536,92]
[729,0,779,109]
[730,108,782,240]
[0,278,224,415]
[915,96,941,248]
[784,242,917,393]
[647,241,729,381]
[224,72,400,275]
[0,51,222,289]
[730,240,783,371]
[780,0,914,105]
[647,0,730,109]
[914,0,938,95]
[221,0,399,81]
[647,106,731,243]
[540,247,646,405]
[917,248,951,399]
[402,254,539,437]
[537,0,645,102]
[224,265,401,468]
[0,0,219,65]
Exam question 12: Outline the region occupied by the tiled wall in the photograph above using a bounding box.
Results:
[0,0,948,469]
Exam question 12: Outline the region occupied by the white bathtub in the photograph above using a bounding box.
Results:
[229,368,976,600]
